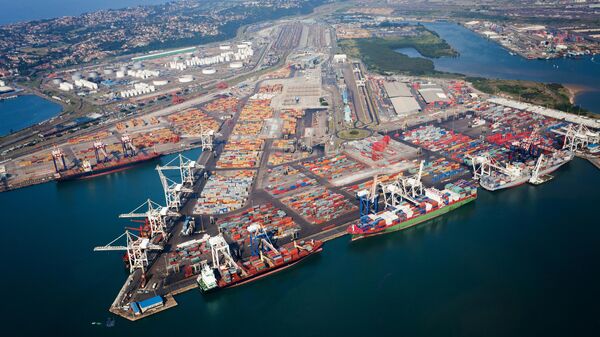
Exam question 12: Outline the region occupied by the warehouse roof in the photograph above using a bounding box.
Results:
[418,87,451,104]
[390,96,421,116]
[383,81,412,98]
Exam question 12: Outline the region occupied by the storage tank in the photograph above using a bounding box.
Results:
[153,80,169,86]
[202,68,216,75]
[88,71,98,79]
[52,78,62,85]
[219,44,231,50]
[133,62,143,69]
[116,71,125,78]
[119,65,128,72]
[229,62,243,69]
[178,75,194,83]
[71,72,82,81]
[103,69,113,75]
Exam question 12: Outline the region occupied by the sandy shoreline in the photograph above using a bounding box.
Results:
[563,83,592,104]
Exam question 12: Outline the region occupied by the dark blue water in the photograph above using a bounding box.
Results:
[0,0,171,24]
[396,22,600,113]
[1,153,599,336]
[0,95,62,136]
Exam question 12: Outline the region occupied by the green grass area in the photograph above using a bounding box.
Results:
[339,28,457,75]
[337,128,372,140]
[467,77,596,117]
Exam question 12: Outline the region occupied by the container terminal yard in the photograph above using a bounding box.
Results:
[1,12,600,322]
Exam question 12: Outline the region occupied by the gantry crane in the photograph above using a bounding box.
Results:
[93,141,110,163]
[121,134,137,157]
[156,160,194,210]
[158,154,202,187]
[356,175,380,223]
[51,146,68,173]
[119,199,179,239]
[94,230,163,273]
[552,123,599,152]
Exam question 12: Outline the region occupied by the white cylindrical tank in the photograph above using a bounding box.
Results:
[71,72,82,81]
[202,68,216,75]
[133,62,143,69]
[153,80,169,86]
[52,78,62,85]
[116,71,125,78]
[219,44,231,50]
[229,62,243,69]
[178,75,194,83]
[103,69,113,75]
[88,72,98,79]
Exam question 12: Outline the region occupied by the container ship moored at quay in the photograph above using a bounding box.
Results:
[348,179,478,241]
[197,234,323,292]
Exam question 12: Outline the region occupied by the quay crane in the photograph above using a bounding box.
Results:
[156,156,195,210]
[119,199,179,239]
[379,160,425,210]
[209,235,245,276]
[356,175,380,223]
[51,147,68,173]
[552,123,600,153]
[120,134,137,157]
[200,127,215,152]
[158,154,202,187]
[93,141,110,163]
[248,224,278,257]
[529,154,553,185]
[469,155,524,180]
[94,230,163,273]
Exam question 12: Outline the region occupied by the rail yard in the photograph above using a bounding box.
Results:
[1,6,600,323]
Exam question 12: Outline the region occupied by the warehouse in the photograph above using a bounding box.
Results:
[418,86,452,104]
[383,81,412,98]
[390,96,421,116]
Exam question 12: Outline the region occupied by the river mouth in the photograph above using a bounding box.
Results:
[393,22,600,114]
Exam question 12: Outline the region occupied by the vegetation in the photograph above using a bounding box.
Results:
[467,77,595,117]
[339,27,457,75]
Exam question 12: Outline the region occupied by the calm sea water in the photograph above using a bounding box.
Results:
[396,22,600,113]
[0,95,62,136]
[0,0,170,24]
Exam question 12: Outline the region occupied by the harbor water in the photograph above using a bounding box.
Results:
[1,151,599,336]
[396,22,600,114]
[0,95,62,136]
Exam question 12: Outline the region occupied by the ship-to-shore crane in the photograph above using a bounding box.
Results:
[94,230,163,273]
[119,199,179,239]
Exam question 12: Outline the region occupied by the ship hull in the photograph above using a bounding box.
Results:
[481,159,570,191]
[56,153,160,181]
[351,196,476,241]
[225,247,323,289]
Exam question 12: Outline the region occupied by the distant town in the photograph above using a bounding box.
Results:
[0,0,323,76]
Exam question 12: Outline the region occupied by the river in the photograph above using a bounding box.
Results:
[395,22,600,114]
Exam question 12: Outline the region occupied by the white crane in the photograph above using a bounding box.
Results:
[156,158,194,210]
[159,154,202,187]
[469,155,522,180]
[401,160,424,198]
[208,235,244,275]
[93,141,110,163]
[119,199,179,238]
[94,230,163,273]
[121,134,138,157]
[552,123,599,152]
[200,127,215,152]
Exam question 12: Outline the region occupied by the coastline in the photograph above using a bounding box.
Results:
[563,83,592,105]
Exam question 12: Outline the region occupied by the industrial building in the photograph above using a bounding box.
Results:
[418,84,452,105]
[384,81,421,116]
[390,96,421,116]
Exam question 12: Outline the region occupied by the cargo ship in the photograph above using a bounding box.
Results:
[348,180,477,241]
[198,236,322,292]
[479,151,572,191]
[55,152,160,181]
